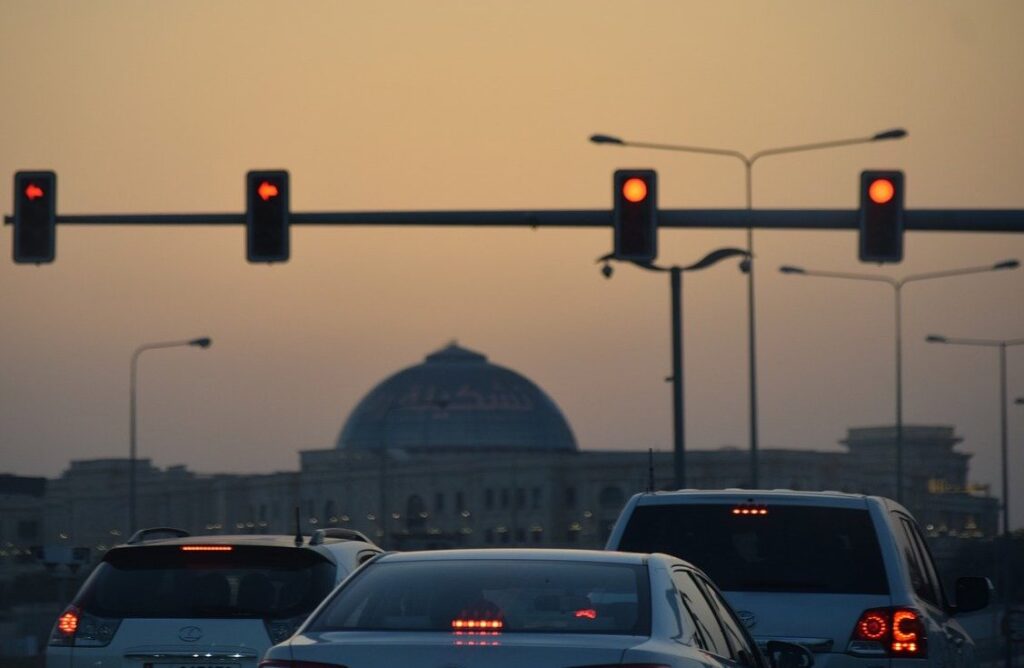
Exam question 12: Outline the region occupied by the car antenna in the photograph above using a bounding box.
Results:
[647,448,655,492]
[294,506,304,546]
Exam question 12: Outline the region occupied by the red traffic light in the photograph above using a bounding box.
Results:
[257,181,280,201]
[622,177,648,203]
[868,178,895,205]
[24,183,45,201]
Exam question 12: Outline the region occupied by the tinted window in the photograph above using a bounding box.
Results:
[695,574,760,666]
[619,504,888,594]
[76,545,335,619]
[309,559,650,635]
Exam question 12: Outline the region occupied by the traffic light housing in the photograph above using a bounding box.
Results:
[613,169,658,262]
[859,170,904,263]
[13,171,56,263]
[246,170,290,263]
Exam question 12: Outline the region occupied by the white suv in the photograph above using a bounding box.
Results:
[606,490,990,667]
[46,526,382,668]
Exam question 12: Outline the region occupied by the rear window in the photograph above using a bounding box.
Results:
[308,559,650,635]
[75,545,335,619]
[617,503,888,594]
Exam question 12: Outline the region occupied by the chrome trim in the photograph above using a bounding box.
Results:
[124,649,259,659]
[756,637,834,653]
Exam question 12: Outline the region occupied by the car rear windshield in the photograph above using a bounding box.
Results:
[308,559,651,635]
[617,503,888,594]
[74,545,335,619]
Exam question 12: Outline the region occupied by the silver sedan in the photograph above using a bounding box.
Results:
[260,548,811,668]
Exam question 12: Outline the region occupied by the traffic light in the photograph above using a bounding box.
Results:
[246,170,289,263]
[859,170,904,263]
[13,171,56,263]
[613,169,658,262]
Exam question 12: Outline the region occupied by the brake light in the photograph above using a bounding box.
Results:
[452,619,503,630]
[48,605,122,648]
[575,608,598,619]
[181,545,233,551]
[849,607,926,657]
[57,610,78,635]
[730,504,768,516]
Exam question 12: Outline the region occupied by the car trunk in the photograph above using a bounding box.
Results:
[290,630,640,668]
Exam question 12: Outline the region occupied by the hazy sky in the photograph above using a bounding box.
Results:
[2,1,1023,526]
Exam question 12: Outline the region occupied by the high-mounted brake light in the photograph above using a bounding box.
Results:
[850,607,926,657]
[451,619,503,630]
[180,545,233,552]
[730,504,768,516]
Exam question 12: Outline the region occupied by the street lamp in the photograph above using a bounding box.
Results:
[129,337,212,533]
[591,128,907,487]
[600,247,750,489]
[779,260,1019,503]
[927,333,1024,668]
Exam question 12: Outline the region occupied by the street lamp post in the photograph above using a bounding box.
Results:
[591,128,907,487]
[600,248,750,489]
[779,260,1019,503]
[927,334,1024,668]
[129,337,212,534]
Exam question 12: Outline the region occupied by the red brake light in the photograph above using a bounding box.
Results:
[731,504,768,516]
[850,608,926,657]
[180,545,233,551]
[57,610,78,635]
[575,608,598,619]
[451,619,503,630]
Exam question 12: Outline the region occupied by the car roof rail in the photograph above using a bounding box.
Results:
[308,528,371,546]
[125,527,191,544]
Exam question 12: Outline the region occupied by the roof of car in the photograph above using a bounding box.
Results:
[631,488,880,508]
[111,533,378,550]
[376,548,651,565]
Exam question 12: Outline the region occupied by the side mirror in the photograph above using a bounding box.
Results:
[765,640,814,668]
[954,576,991,614]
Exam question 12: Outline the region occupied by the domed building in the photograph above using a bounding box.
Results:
[337,342,577,454]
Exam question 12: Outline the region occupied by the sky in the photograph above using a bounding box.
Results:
[2,1,1023,526]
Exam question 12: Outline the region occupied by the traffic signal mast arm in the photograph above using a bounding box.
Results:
[6,208,1024,231]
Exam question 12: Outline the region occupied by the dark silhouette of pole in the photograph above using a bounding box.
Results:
[780,260,1018,503]
[129,337,211,533]
[592,128,907,487]
[601,247,749,490]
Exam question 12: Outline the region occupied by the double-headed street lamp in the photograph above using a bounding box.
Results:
[600,247,750,489]
[591,128,907,487]
[129,337,212,533]
[779,260,1019,503]
[927,334,1024,668]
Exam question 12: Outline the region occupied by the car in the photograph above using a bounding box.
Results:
[260,548,813,668]
[605,490,991,667]
[46,526,383,668]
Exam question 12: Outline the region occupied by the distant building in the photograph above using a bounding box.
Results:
[1,342,998,561]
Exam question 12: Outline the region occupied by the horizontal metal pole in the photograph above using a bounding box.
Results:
[3,209,1024,232]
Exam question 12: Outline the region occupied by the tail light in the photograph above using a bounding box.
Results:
[848,607,927,657]
[264,614,310,644]
[48,605,122,648]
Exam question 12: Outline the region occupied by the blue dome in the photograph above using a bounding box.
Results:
[337,343,577,453]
